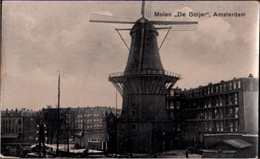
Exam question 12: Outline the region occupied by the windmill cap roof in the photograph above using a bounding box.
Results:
[130,18,158,36]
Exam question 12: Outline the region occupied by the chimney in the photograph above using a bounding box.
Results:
[248,74,253,78]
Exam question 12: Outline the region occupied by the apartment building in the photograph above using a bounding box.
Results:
[1,108,38,156]
[166,75,258,144]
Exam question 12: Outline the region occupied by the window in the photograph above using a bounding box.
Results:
[170,90,174,96]
[233,82,236,89]
[219,96,223,106]
[229,83,232,90]
[235,121,238,132]
[220,85,222,92]
[220,122,224,132]
[235,107,239,118]
[208,123,212,132]
[170,112,174,119]
[177,124,181,131]
[176,90,181,97]
[230,122,234,132]
[88,138,100,143]
[216,86,218,93]
[216,122,219,131]
[211,87,213,93]
[176,101,180,109]
[205,123,208,131]
[238,81,241,89]
[234,93,238,104]
[170,101,174,109]
[204,101,208,108]
[223,84,226,91]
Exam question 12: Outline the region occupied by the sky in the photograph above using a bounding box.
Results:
[1,1,259,111]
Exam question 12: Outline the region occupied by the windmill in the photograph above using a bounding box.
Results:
[90,1,198,153]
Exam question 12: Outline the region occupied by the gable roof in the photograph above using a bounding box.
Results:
[223,139,252,149]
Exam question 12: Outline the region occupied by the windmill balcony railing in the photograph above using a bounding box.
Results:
[109,70,181,78]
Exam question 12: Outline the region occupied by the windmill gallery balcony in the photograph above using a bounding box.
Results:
[109,69,181,96]
[109,69,181,79]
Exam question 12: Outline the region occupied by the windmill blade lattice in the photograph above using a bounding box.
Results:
[89,13,136,24]
[171,24,197,31]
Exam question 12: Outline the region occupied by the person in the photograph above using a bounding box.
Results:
[185,148,189,158]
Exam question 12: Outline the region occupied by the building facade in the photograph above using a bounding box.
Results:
[1,108,38,156]
[39,106,118,151]
[165,87,186,148]
[166,75,258,145]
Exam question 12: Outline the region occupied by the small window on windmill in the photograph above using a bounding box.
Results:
[131,124,137,132]
[131,111,136,117]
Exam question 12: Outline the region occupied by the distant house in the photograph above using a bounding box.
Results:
[1,108,38,156]
[39,106,119,151]
[106,112,117,153]
[72,107,118,151]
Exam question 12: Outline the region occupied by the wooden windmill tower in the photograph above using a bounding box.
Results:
[90,1,197,153]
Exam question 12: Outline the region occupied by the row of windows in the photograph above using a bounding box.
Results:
[167,101,181,110]
[204,121,239,132]
[85,124,103,129]
[188,121,239,132]
[188,107,239,120]
[2,127,22,133]
[88,138,102,143]
[74,118,103,123]
[2,119,22,125]
[169,89,181,97]
[185,81,241,98]
[187,93,238,108]
[77,114,101,118]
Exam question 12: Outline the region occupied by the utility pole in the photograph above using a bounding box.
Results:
[115,91,117,118]
[56,72,60,155]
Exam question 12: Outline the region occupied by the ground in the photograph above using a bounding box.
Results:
[132,150,202,158]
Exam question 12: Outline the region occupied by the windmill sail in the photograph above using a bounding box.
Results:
[89,13,135,24]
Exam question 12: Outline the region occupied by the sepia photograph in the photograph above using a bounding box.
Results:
[1,0,259,158]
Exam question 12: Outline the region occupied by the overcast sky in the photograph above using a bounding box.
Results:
[1,1,259,111]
